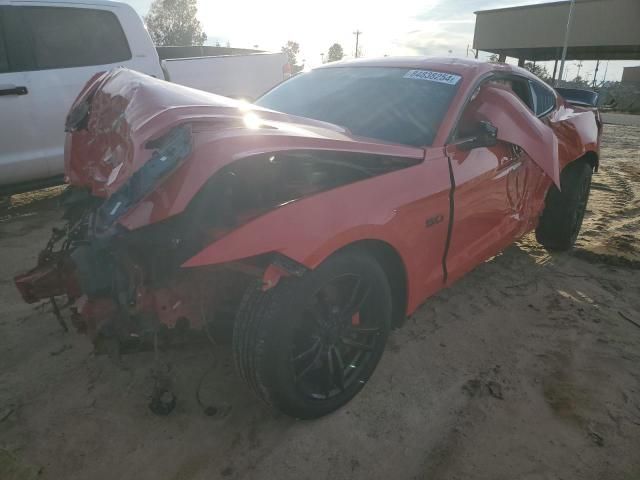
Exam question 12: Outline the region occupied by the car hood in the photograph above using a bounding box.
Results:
[64,68,425,232]
[64,68,385,198]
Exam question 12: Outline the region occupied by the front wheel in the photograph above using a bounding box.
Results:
[233,251,392,419]
[536,161,593,251]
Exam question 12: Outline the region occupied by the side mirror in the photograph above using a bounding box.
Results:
[455,121,498,150]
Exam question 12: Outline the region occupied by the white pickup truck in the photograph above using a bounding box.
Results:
[0,0,288,194]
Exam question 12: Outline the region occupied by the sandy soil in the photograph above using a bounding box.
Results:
[1,124,639,480]
[601,113,640,128]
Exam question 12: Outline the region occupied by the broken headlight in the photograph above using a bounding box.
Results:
[96,124,192,230]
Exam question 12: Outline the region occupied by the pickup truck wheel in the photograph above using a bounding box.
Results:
[233,251,391,419]
[536,161,593,251]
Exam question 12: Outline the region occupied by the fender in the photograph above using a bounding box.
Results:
[182,148,453,314]
[549,103,601,171]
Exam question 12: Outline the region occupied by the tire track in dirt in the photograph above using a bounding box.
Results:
[575,124,640,265]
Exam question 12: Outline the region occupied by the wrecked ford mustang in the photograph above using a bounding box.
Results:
[15,58,601,418]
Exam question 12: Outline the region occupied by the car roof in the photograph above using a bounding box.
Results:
[0,0,129,7]
[317,56,538,81]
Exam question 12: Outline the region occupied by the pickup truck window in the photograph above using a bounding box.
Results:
[0,11,8,73]
[19,6,131,70]
[255,67,460,147]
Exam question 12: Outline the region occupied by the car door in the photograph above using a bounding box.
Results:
[444,77,559,284]
[0,6,48,187]
[445,132,529,285]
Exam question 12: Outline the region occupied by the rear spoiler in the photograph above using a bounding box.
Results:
[554,87,599,108]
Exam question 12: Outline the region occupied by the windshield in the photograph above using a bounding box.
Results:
[255,66,461,147]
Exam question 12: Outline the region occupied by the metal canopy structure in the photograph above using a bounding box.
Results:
[473,0,640,62]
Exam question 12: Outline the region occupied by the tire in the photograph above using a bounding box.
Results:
[536,160,593,251]
[233,250,392,419]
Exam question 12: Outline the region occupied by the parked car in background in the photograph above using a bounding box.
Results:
[0,0,288,195]
[15,58,601,418]
[554,87,599,108]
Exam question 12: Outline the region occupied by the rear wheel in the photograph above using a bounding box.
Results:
[233,251,391,419]
[536,161,593,251]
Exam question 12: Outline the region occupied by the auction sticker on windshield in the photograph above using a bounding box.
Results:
[403,70,461,85]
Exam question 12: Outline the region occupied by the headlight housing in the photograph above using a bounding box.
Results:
[96,124,192,230]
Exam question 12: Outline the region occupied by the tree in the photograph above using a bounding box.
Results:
[145,0,206,46]
[523,62,550,81]
[488,54,501,63]
[570,75,589,87]
[327,43,344,62]
[282,41,303,73]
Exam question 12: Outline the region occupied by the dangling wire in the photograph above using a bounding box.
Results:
[195,299,226,417]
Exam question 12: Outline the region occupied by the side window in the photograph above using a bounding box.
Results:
[530,80,556,117]
[485,77,535,112]
[454,77,536,140]
[0,10,9,73]
[20,6,131,70]
[508,78,534,112]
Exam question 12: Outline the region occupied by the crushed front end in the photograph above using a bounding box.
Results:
[14,68,421,355]
[14,125,252,352]
[13,70,263,353]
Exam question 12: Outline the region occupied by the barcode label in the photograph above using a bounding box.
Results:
[404,70,461,85]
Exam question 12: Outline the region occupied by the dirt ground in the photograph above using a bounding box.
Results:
[1,122,639,480]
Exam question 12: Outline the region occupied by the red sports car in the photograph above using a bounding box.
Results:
[15,57,601,418]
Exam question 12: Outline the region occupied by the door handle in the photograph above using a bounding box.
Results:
[0,85,28,96]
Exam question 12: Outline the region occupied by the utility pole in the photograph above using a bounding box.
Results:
[592,59,600,88]
[556,0,576,86]
[353,30,362,58]
[320,52,325,64]
[601,60,610,85]
[576,60,583,79]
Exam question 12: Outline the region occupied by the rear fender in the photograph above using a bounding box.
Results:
[548,103,600,172]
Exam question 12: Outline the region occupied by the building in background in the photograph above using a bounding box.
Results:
[473,0,640,82]
[621,66,640,84]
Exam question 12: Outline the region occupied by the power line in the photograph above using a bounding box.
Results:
[556,0,576,86]
[353,30,362,58]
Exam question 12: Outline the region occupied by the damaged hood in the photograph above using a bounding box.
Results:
[64,68,424,230]
[64,68,376,197]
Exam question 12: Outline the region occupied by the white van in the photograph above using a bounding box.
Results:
[0,0,164,194]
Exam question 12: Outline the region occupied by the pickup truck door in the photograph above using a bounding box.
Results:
[0,4,163,191]
[0,7,49,187]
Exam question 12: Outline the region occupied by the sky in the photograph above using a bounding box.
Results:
[124,0,637,82]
